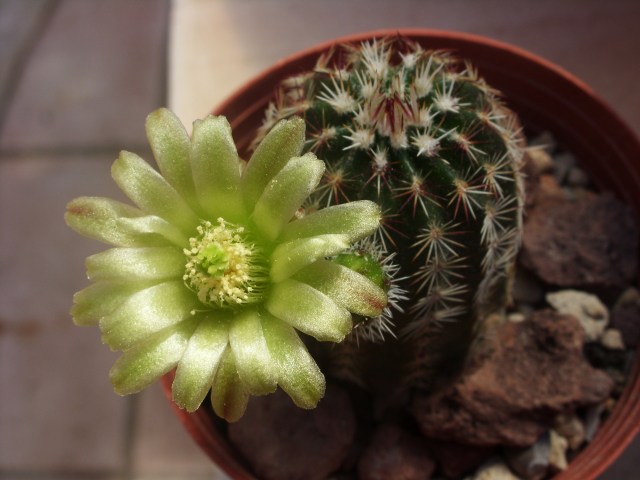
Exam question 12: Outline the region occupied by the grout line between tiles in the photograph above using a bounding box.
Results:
[0,469,121,479]
[0,145,153,162]
[0,0,60,136]
[122,395,139,480]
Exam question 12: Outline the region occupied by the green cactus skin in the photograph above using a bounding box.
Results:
[254,37,525,391]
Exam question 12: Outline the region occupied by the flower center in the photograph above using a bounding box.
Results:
[183,218,267,307]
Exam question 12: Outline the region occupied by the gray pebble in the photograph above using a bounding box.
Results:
[553,413,585,450]
[552,152,577,184]
[548,430,569,472]
[473,459,522,480]
[504,432,550,480]
[583,403,606,442]
[566,166,590,187]
[601,328,625,350]
[546,290,609,342]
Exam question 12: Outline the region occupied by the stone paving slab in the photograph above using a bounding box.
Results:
[0,0,169,152]
[131,384,228,478]
[0,154,130,324]
[0,316,127,471]
[0,154,130,472]
[0,474,123,480]
[0,0,53,117]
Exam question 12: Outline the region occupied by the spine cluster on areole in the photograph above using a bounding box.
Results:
[254,37,525,388]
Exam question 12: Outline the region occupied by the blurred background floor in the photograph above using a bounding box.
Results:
[0,0,638,479]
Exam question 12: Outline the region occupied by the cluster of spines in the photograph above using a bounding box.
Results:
[255,37,524,388]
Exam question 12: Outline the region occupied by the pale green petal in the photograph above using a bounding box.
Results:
[86,247,185,282]
[211,347,249,422]
[115,215,188,247]
[252,154,324,241]
[100,280,198,351]
[229,310,277,395]
[280,200,381,243]
[172,314,230,412]
[265,279,352,342]
[110,317,198,395]
[65,196,187,247]
[191,115,244,222]
[71,280,151,326]
[146,108,198,208]
[112,151,199,233]
[270,234,349,282]
[294,259,387,318]
[242,117,305,210]
[262,313,325,409]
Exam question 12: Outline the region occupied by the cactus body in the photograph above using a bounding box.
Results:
[254,38,525,389]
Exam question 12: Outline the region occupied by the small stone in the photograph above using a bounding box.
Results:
[508,312,526,323]
[228,385,355,480]
[566,166,590,187]
[504,431,550,480]
[533,174,565,205]
[553,152,577,184]
[546,290,608,342]
[583,403,606,442]
[525,147,554,175]
[561,186,578,201]
[473,460,521,480]
[553,414,585,450]
[357,423,436,480]
[548,430,569,472]
[611,287,640,348]
[517,304,535,321]
[601,328,625,350]
[529,131,557,153]
[521,192,639,291]
[427,441,495,479]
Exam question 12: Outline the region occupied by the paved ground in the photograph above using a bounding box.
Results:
[0,1,638,479]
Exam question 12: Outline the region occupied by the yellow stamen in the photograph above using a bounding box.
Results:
[183,218,267,307]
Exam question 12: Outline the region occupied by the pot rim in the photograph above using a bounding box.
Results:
[216,28,598,118]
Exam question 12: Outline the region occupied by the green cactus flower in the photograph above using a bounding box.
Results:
[65,108,386,421]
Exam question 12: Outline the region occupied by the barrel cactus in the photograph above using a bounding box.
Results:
[253,37,525,389]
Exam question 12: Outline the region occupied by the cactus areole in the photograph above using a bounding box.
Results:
[253,37,526,386]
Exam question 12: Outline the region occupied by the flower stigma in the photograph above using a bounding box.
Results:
[183,218,267,308]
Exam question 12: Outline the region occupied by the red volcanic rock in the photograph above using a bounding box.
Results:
[411,310,614,448]
[521,192,638,291]
[229,385,355,480]
[357,423,436,480]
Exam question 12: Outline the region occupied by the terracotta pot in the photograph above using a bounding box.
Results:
[161,29,640,479]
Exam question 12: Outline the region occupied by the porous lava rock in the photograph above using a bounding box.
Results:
[228,385,355,480]
[357,423,436,480]
[426,440,495,479]
[521,192,638,291]
[411,310,614,448]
